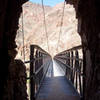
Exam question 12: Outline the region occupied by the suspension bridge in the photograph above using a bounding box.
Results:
[24,44,83,100]
[22,0,83,100]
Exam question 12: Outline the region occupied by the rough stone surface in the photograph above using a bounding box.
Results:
[3,60,28,100]
[0,0,28,100]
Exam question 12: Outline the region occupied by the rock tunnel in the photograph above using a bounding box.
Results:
[0,0,100,100]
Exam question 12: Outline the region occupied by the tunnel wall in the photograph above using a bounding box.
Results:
[0,0,28,99]
[66,0,100,100]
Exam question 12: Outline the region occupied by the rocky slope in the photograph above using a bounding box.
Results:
[16,1,81,60]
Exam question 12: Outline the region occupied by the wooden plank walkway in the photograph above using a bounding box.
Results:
[36,60,80,100]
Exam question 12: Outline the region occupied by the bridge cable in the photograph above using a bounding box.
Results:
[22,7,25,62]
[41,0,50,52]
[56,0,66,53]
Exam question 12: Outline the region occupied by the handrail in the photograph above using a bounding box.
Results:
[55,45,82,56]
[24,56,47,64]
[32,44,50,56]
[54,45,83,98]
[55,56,83,61]
[28,45,51,100]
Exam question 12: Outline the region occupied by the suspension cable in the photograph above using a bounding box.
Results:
[22,7,25,62]
[41,0,50,52]
[56,0,66,53]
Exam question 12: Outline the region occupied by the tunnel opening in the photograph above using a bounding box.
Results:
[15,0,82,99]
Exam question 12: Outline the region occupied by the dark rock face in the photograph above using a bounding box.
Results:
[67,0,100,100]
[3,60,28,100]
[0,0,28,99]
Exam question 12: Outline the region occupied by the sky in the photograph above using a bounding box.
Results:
[29,0,64,6]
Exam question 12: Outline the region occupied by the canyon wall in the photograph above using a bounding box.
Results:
[16,1,81,60]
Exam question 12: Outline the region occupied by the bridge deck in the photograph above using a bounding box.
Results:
[36,60,80,100]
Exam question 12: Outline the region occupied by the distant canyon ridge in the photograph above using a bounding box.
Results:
[15,1,81,60]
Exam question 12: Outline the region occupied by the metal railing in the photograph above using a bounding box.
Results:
[54,45,83,98]
[25,45,52,100]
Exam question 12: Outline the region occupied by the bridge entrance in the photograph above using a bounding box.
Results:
[25,44,83,100]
